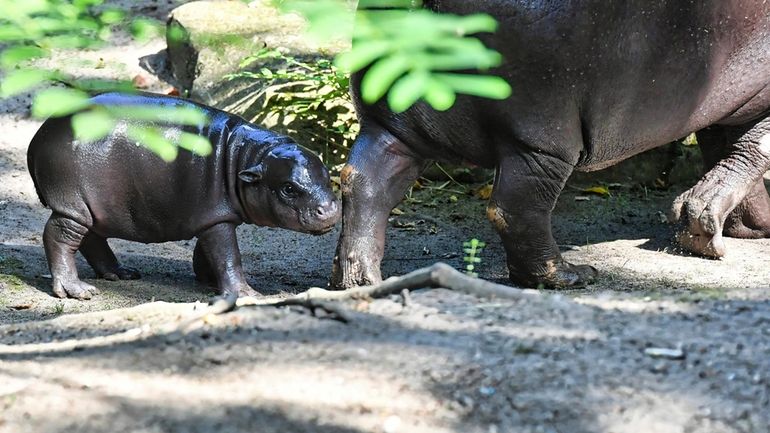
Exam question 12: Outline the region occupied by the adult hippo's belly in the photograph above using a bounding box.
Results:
[331,0,770,289]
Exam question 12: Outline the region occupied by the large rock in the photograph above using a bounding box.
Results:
[162,0,348,107]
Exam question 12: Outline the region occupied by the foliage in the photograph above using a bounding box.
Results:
[0,0,212,158]
[277,0,512,113]
[226,49,356,168]
[0,0,511,163]
[463,238,485,277]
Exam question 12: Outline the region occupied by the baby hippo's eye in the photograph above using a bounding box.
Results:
[280,182,300,199]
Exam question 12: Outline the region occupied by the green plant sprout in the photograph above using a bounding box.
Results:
[463,238,485,277]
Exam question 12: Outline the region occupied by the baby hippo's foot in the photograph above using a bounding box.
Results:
[52,278,100,299]
[101,265,141,281]
[510,259,597,289]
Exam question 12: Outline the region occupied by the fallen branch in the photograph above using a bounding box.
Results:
[0,263,544,356]
[236,262,540,309]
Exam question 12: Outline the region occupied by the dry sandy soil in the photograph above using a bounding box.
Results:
[1,2,769,432]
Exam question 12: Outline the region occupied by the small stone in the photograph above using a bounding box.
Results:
[644,347,686,360]
[479,386,496,396]
[382,415,401,433]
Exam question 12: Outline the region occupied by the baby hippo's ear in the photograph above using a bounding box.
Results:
[238,165,264,183]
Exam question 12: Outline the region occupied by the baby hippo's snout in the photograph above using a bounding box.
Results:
[309,197,340,234]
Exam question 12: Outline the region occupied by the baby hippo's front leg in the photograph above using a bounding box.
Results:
[193,223,257,297]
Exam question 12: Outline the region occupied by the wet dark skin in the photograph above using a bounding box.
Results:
[28,93,339,299]
[332,0,770,289]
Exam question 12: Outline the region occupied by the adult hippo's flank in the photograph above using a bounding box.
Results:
[332,0,770,289]
[28,92,339,299]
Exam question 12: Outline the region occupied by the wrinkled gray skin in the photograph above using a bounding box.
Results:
[28,93,339,299]
[332,0,770,289]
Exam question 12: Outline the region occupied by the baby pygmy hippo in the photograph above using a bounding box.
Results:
[27,92,339,299]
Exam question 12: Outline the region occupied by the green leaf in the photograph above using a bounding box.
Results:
[0,69,52,97]
[387,70,428,113]
[434,73,512,99]
[360,54,410,104]
[0,46,47,68]
[131,18,162,43]
[423,49,502,71]
[167,23,187,43]
[423,77,455,111]
[71,110,115,142]
[125,125,178,162]
[104,105,208,126]
[99,8,125,25]
[358,0,421,9]
[451,14,498,35]
[334,40,391,73]
[0,27,28,42]
[178,132,213,156]
[31,88,91,118]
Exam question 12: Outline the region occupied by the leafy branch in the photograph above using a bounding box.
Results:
[0,0,212,158]
[278,0,512,113]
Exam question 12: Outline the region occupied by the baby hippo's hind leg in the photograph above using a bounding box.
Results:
[79,233,141,281]
[43,213,99,299]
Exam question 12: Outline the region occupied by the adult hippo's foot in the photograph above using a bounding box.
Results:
[670,119,770,257]
[487,148,597,288]
[330,125,425,289]
[722,179,770,238]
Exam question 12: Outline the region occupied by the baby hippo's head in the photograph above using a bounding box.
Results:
[238,141,340,234]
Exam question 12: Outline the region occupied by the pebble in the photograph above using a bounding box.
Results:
[644,347,686,360]
[382,415,401,433]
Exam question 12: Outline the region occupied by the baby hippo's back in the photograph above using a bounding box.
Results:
[27,94,240,243]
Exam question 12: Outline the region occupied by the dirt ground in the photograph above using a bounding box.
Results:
[1,2,769,432]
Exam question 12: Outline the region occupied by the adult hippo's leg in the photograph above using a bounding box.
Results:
[698,126,770,239]
[489,149,597,288]
[192,240,216,286]
[79,233,141,281]
[330,124,425,288]
[194,222,257,296]
[43,213,99,299]
[671,117,770,257]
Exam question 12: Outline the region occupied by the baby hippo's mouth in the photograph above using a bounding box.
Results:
[309,225,335,235]
[301,199,340,235]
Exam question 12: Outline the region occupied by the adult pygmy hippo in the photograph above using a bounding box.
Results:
[332,0,770,289]
[28,92,339,299]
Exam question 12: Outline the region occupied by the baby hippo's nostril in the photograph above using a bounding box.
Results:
[316,200,340,221]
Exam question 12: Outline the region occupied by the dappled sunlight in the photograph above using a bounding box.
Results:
[566,238,770,297]
[0,356,459,433]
